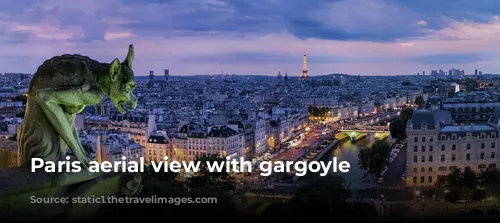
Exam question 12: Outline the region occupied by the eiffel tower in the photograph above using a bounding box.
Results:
[299,54,308,80]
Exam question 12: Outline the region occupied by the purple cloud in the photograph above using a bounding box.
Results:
[0,0,499,75]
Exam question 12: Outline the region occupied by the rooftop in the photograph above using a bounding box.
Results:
[440,125,495,132]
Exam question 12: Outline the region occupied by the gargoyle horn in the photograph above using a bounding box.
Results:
[124,44,134,68]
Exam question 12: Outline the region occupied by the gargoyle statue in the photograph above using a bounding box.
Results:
[17,44,138,169]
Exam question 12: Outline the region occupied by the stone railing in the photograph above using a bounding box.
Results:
[0,167,141,221]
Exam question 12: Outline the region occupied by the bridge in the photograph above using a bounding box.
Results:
[339,125,389,132]
[336,130,390,141]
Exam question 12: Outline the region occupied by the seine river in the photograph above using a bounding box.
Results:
[303,133,394,188]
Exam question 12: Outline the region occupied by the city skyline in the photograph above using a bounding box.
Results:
[1,0,500,76]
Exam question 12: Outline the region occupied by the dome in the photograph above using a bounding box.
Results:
[425,95,442,110]
[432,109,453,125]
[410,109,436,129]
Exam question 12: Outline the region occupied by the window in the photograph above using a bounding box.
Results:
[492,143,496,149]
[421,146,426,152]
[429,155,433,162]
[481,152,485,159]
[414,156,418,162]
[421,167,425,172]
[441,135,445,140]
[414,137,418,142]
[428,176,433,183]
[429,137,433,142]
[467,144,471,150]
[422,137,425,142]
[489,164,497,168]
[428,167,432,172]
[492,152,496,159]
[441,155,445,162]
[429,146,433,152]
[466,153,470,161]
[452,154,456,161]
[438,166,447,171]
[413,168,417,172]
[413,177,417,183]
[481,143,485,149]
[452,145,456,150]
[414,146,418,152]
[420,176,425,183]
[441,145,445,151]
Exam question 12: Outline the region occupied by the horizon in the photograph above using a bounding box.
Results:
[1,0,500,76]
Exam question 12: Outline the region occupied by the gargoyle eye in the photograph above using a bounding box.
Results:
[124,84,131,93]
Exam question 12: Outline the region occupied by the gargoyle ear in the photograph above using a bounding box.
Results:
[110,58,121,81]
[124,44,134,68]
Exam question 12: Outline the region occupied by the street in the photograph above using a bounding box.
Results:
[237,128,332,185]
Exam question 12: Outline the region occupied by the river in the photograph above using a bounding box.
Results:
[303,133,394,188]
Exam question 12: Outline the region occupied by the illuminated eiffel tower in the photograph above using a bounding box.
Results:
[299,53,308,80]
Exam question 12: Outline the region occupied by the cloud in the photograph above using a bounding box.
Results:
[415,54,493,64]
[417,20,428,26]
[0,0,499,75]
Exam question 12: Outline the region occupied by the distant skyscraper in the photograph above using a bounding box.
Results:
[423,71,425,76]
[164,69,170,81]
[277,71,282,80]
[475,69,478,76]
[284,73,288,81]
[300,54,308,80]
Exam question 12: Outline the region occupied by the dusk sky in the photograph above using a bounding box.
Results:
[1,0,500,76]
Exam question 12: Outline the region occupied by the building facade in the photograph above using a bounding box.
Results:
[407,109,500,187]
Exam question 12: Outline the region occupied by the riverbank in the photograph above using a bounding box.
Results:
[292,139,339,181]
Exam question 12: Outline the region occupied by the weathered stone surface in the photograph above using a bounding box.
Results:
[0,44,142,221]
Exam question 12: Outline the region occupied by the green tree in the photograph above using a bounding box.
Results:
[414,96,425,108]
[142,165,179,185]
[188,153,236,190]
[478,167,500,193]
[289,175,350,217]
[471,188,487,202]
[358,140,391,176]
[446,169,463,187]
[445,187,462,203]
[98,158,238,220]
[389,108,413,140]
[462,168,478,189]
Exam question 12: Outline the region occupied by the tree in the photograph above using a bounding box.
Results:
[188,153,236,190]
[142,165,179,185]
[478,167,500,193]
[445,187,462,203]
[98,156,239,220]
[446,169,463,187]
[358,140,391,177]
[289,175,350,217]
[389,108,413,140]
[462,168,478,189]
[414,96,425,108]
[471,188,487,202]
